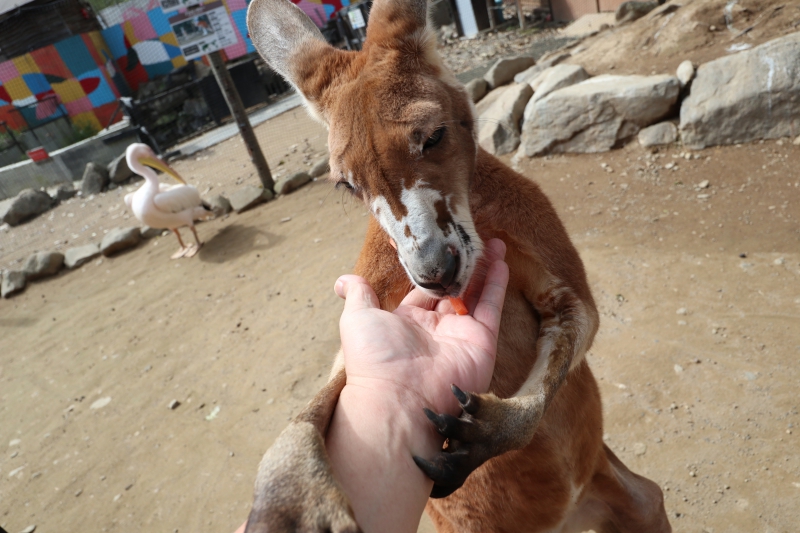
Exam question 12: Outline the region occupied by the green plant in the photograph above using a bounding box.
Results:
[66,122,99,145]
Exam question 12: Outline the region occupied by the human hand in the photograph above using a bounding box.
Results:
[334,237,509,420]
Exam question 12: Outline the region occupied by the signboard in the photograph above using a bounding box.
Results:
[168,1,238,60]
[159,0,203,15]
[347,8,366,30]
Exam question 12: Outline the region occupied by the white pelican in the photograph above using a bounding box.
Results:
[124,143,212,259]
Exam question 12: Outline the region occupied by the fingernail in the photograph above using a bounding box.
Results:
[334,278,345,297]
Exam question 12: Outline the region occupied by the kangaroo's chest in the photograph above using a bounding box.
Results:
[491,286,541,399]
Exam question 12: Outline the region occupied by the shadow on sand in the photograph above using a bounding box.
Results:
[198,223,284,263]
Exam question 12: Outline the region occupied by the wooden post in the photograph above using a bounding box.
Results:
[486,0,496,30]
[516,0,526,29]
[207,51,274,192]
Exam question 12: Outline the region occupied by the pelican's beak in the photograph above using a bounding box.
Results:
[140,156,187,185]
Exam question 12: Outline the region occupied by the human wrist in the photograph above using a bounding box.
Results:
[326,381,441,533]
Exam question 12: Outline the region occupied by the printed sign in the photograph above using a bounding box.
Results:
[159,0,203,15]
[347,8,366,30]
[169,1,238,60]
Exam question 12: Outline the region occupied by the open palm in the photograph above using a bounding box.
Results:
[335,239,509,417]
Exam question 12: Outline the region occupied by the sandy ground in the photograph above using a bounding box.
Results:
[1,106,328,271]
[2,114,799,532]
[2,2,800,529]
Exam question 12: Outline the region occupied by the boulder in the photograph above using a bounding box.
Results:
[1,270,26,298]
[464,78,489,103]
[100,227,141,256]
[107,153,135,184]
[81,162,109,195]
[23,251,65,281]
[483,56,536,89]
[275,172,312,195]
[513,53,571,86]
[309,157,330,178]
[638,122,678,147]
[676,60,695,88]
[64,243,101,269]
[47,183,77,203]
[478,83,534,155]
[680,33,800,150]
[228,185,273,213]
[530,64,590,104]
[140,226,165,239]
[206,195,232,217]
[615,1,660,24]
[1,189,54,226]
[475,85,514,117]
[518,74,680,157]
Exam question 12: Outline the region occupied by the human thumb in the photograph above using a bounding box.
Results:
[335,275,381,313]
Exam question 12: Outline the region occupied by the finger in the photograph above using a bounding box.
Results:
[484,238,507,264]
[471,259,509,339]
[334,275,381,313]
[399,286,439,310]
[463,238,507,313]
[234,521,246,533]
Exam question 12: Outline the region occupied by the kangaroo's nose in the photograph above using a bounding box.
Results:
[417,248,460,292]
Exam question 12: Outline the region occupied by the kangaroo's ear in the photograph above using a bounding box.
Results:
[247,0,349,121]
[366,0,430,48]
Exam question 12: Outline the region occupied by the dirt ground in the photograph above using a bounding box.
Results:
[3,2,800,530]
[2,110,799,532]
[568,0,800,76]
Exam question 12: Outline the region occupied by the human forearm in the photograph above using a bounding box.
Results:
[326,382,442,533]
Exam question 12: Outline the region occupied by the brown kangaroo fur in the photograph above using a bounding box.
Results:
[244,1,671,531]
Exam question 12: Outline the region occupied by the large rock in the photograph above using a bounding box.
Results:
[616,1,660,24]
[107,153,135,184]
[518,74,680,157]
[475,85,514,117]
[81,162,109,195]
[275,172,312,195]
[478,83,534,155]
[530,64,589,104]
[680,33,800,150]
[23,251,64,281]
[464,78,488,103]
[513,53,571,86]
[64,243,101,269]
[228,185,273,213]
[309,157,330,178]
[206,195,232,217]
[100,227,141,256]
[1,189,54,226]
[1,270,26,298]
[484,56,536,89]
[638,122,678,147]
[47,183,77,203]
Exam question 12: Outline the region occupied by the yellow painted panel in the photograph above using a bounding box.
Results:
[123,21,138,45]
[160,32,179,47]
[12,55,41,75]
[4,77,33,100]
[51,79,86,103]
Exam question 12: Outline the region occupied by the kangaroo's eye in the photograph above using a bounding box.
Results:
[423,127,445,150]
[335,180,354,191]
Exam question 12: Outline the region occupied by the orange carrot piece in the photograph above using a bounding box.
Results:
[449,297,469,316]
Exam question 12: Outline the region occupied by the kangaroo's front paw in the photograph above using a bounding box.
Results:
[245,421,361,533]
[413,385,536,499]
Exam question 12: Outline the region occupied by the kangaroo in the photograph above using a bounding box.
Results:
[243,1,671,531]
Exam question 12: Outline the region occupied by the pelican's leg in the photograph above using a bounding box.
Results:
[171,229,189,259]
[183,225,203,258]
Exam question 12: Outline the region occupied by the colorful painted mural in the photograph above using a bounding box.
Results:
[0,31,123,133]
[0,0,353,143]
